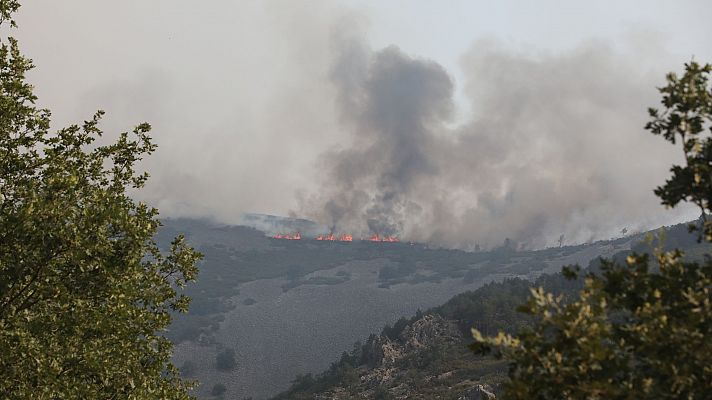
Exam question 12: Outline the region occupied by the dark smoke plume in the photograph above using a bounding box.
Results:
[300,37,692,249]
[18,2,704,249]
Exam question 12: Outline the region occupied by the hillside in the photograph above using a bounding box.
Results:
[270,274,581,399]
[158,217,703,399]
[271,221,707,399]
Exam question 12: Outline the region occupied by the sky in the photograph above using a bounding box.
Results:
[13,1,712,248]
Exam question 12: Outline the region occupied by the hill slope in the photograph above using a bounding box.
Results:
[158,218,700,399]
[271,221,707,399]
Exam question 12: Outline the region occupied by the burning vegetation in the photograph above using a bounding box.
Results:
[272,232,301,240]
[316,234,354,242]
[271,232,398,242]
[368,234,400,242]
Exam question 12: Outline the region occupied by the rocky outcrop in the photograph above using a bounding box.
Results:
[399,314,460,351]
[458,384,497,400]
[294,314,501,399]
[362,335,404,367]
[363,314,461,367]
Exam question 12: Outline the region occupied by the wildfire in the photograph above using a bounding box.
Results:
[368,234,400,243]
[315,233,354,242]
[272,232,301,240]
[272,231,398,243]
[316,233,335,241]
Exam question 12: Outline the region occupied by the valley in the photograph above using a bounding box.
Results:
[160,218,637,399]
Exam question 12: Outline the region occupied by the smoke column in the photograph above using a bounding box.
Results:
[299,35,693,249]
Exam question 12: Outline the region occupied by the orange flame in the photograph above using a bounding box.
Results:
[316,233,336,241]
[367,234,399,242]
[315,233,353,242]
[276,231,398,243]
[273,232,301,240]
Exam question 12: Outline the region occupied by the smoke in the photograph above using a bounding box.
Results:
[300,35,695,249]
[16,0,348,222]
[15,1,705,249]
[300,42,452,236]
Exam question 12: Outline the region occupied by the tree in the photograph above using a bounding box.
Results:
[472,61,712,399]
[0,2,201,399]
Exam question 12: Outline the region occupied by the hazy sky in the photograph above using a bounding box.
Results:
[14,1,712,247]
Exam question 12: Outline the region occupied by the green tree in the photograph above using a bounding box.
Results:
[472,61,712,399]
[0,2,201,398]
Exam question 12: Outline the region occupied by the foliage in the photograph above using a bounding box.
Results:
[0,2,201,399]
[287,373,316,394]
[472,61,712,399]
[647,62,712,240]
[436,279,538,335]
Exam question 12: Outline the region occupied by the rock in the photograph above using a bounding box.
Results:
[380,339,404,365]
[360,367,398,388]
[363,314,461,368]
[363,335,404,367]
[399,314,460,351]
[458,384,496,400]
[436,371,454,380]
[301,314,501,400]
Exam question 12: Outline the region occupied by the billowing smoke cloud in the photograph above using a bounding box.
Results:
[305,42,454,236]
[16,2,704,249]
[16,0,349,221]
[300,36,696,249]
